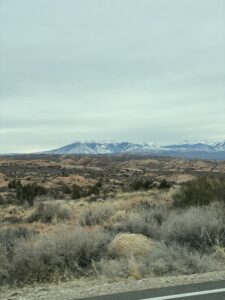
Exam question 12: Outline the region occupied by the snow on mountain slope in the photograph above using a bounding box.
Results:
[43,141,225,160]
[44,142,147,155]
[162,141,225,152]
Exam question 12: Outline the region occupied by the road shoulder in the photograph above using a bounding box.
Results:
[1,271,225,300]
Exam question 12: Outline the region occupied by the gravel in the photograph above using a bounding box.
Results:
[1,271,225,300]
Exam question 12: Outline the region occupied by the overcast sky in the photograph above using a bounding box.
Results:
[0,0,225,153]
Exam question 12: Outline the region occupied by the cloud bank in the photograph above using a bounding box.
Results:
[0,0,224,153]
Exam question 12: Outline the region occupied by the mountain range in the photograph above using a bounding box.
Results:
[43,141,225,160]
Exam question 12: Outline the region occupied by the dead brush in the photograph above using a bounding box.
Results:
[29,201,73,223]
[78,202,115,226]
[9,226,111,284]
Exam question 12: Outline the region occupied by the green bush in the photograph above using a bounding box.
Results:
[71,181,102,200]
[87,181,102,195]
[128,178,154,192]
[16,181,47,206]
[173,176,225,207]
[71,184,82,199]
[158,179,172,189]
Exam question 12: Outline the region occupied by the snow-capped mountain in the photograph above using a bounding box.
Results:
[163,141,225,152]
[42,140,225,160]
[43,141,157,155]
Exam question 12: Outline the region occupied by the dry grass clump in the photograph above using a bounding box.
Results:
[214,245,225,260]
[97,242,222,280]
[113,189,171,211]
[161,202,225,250]
[106,206,167,239]
[0,205,29,224]
[107,200,225,252]
[1,226,111,285]
[144,243,222,276]
[0,244,9,284]
[0,227,36,257]
[146,243,221,275]
[108,233,154,258]
[78,202,115,226]
[0,227,36,284]
[108,212,158,238]
[30,201,73,223]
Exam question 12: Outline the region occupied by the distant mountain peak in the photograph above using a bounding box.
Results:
[42,140,225,160]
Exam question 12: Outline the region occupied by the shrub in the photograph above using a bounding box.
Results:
[128,178,154,192]
[0,227,35,258]
[161,202,225,250]
[107,201,225,252]
[61,184,71,194]
[0,227,35,284]
[79,203,115,226]
[71,181,102,200]
[173,175,225,207]
[144,242,221,276]
[71,184,82,200]
[97,242,221,279]
[109,213,157,238]
[16,182,47,206]
[86,194,100,203]
[30,201,73,223]
[8,179,17,189]
[0,244,9,284]
[86,180,102,196]
[96,257,130,279]
[158,179,172,189]
[0,195,4,205]
[106,207,166,239]
[10,227,111,284]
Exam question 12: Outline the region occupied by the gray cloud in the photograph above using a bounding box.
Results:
[0,0,225,153]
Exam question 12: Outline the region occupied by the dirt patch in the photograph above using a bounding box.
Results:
[166,174,195,184]
[43,175,96,189]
